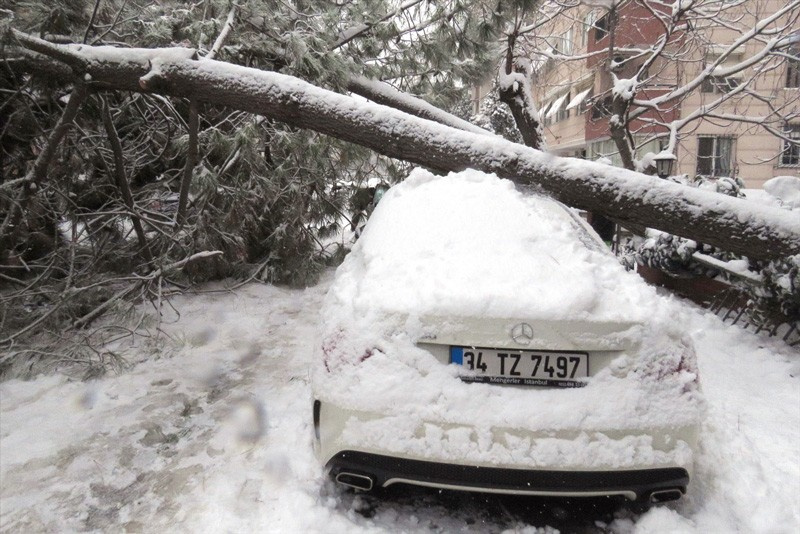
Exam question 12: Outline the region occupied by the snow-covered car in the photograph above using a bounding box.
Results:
[311,169,703,510]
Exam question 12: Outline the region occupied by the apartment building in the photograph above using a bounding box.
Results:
[520,0,799,189]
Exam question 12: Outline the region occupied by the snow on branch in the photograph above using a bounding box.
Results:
[633,0,800,110]
[206,6,237,61]
[346,75,492,136]
[497,68,545,149]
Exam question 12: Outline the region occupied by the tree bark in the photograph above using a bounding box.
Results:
[609,95,636,171]
[497,78,545,150]
[346,76,491,136]
[498,33,545,150]
[6,33,800,261]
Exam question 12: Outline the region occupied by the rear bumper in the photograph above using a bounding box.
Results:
[315,400,698,478]
[327,450,689,501]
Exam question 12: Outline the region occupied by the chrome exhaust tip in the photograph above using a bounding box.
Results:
[335,472,374,491]
[649,489,683,503]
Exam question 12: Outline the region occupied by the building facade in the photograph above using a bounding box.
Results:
[524,0,799,189]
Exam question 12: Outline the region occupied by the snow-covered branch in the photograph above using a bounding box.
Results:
[206,6,237,61]
[346,75,492,136]
[633,0,800,111]
[497,69,545,149]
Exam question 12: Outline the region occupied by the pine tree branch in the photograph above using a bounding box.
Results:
[328,4,492,137]
[0,82,89,255]
[91,0,130,45]
[331,0,426,50]
[70,251,222,330]
[206,6,237,60]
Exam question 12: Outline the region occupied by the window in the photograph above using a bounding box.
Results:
[541,100,553,127]
[544,92,569,124]
[579,89,594,114]
[594,14,608,42]
[555,92,571,122]
[589,136,664,169]
[781,125,800,166]
[787,52,800,88]
[697,136,735,177]
[551,28,573,56]
[566,87,593,115]
[701,75,740,93]
[703,49,743,93]
[578,88,594,115]
[591,96,613,120]
[581,12,595,47]
[562,27,573,56]
[589,139,622,167]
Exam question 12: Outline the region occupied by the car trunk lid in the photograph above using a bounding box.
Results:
[413,315,642,352]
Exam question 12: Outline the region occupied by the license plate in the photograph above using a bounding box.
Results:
[450,346,588,387]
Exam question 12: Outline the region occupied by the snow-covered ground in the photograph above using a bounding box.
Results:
[1,275,798,533]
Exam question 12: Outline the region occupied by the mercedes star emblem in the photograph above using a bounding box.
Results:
[511,322,534,345]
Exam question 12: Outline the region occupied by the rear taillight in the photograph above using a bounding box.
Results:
[321,329,378,371]
[642,345,698,386]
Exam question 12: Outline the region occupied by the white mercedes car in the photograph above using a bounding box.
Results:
[311,169,703,511]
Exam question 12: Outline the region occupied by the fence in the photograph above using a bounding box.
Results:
[637,256,799,347]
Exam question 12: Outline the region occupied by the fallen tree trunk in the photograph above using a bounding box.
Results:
[6,32,800,261]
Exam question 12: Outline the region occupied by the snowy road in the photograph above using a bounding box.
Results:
[1,275,798,533]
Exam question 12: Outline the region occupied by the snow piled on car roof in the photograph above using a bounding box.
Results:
[330,167,660,322]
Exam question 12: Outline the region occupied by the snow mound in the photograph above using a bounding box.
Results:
[333,168,658,322]
[763,175,800,209]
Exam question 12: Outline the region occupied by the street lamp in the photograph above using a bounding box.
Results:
[653,151,676,179]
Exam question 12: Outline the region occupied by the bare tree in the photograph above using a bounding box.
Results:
[520,0,800,174]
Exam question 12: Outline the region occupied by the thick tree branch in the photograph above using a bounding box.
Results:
[497,69,545,149]
[10,30,89,71]
[2,47,75,84]
[497,77,545,150]
[206,6,237,60]
[346,75,492,136]
[498,31,545,150]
